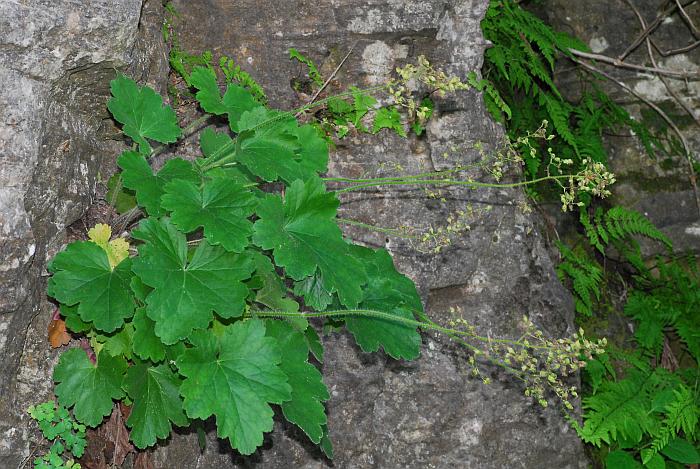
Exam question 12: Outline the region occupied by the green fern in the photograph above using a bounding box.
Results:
[604,207,672,249]
[481,0,666,190]
[466,72,511,120]
[219,55,267,104]
[573,206,699,467]
[581,207,672,254]
[649,385,700,459]
[580,355,700,466]
[625,255,700,362]
[289,48,323,88]
[556,241,603,316]
[579,364,664,447]
[482,2,700,466]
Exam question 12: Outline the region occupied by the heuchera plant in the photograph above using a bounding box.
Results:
[46,68,425,457]
[44,53,611,460]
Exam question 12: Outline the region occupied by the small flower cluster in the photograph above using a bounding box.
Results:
[473,138,524,182]
[415,204,492,253]
[391,56,470,124]
[395,55,470,96]
[560,158,616,212]
[506,316,606,409]
[446,312,606,410]
[513,120,616,212]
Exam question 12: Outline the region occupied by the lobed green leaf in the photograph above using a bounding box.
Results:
[123,362,189,448]
[253,177,367,307]
[47,242,135,333]
[346,246,423,360]
[176,319,291,454]
[132,218,254,344]
[265,320,329,443]
[162,177,257,252]
[108,75,181,154]
[54,349,127,427]
[118,151,200,217]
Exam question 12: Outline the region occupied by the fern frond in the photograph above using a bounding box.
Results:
[649,385,700,458]
[624,292,666,356]
[467,72,512,120]
[675,310,700,362]
[604,207,673,250]
[580,209,604,254]
[578,367,659,446]
[594,208,609,246]
[540,94,577,150]
[556,242,603,316]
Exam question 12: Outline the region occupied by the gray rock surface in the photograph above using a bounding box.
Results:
[0,1,167,465]
[0,0,593,466]
[148,1,587,467]
[540,0,700,256]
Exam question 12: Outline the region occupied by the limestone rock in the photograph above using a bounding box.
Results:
[149,1,587,467]
[0,1,167,465]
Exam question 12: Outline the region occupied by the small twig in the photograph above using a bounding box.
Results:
[572,56,700,215]
[623,0,700,215]
[619,0,675,60]
[660,335,680,371]
[674,0,699,37]
[624,0,698,128]
[113,207,143,236]
[18,443,40,469]
[295,44,356,118]
[654,38,700,56]
[574,58,691,150]
[567,48,700,79]
[114,406,125,466]
[644,29,700,129]
[617,1,671,59]
[151,114,213,158]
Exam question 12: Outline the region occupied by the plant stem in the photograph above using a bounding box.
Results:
[151,114,213,158]
[323,163,485,184]
[249,308,550,350]
[248,308,540,380]
[332,174,579,193]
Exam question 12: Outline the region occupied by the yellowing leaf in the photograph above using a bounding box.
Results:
[88,224,130,269]
[88,223,111,245]
[109,238,130,267]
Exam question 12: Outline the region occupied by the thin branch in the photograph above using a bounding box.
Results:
[571,60,686,152]
[618,0,697,59]
[643,29,700,128]
[150,114,213,158]
[295,44,356,118]
[654,38,700,56]
[674,0,699,37]
[619,0,674,60]
[623,0,700,215]
[568,48,700,79]
[620,0,694,58]
[572,56,700,214]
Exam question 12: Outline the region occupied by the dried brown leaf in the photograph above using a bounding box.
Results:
[48,318,71,348]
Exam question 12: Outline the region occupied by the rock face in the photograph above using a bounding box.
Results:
[149,1,587,467]
[0,1,167,465]
[0,0,589,466]
[540,0,700,255]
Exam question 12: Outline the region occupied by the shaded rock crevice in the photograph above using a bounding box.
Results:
[0,0,167,465]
